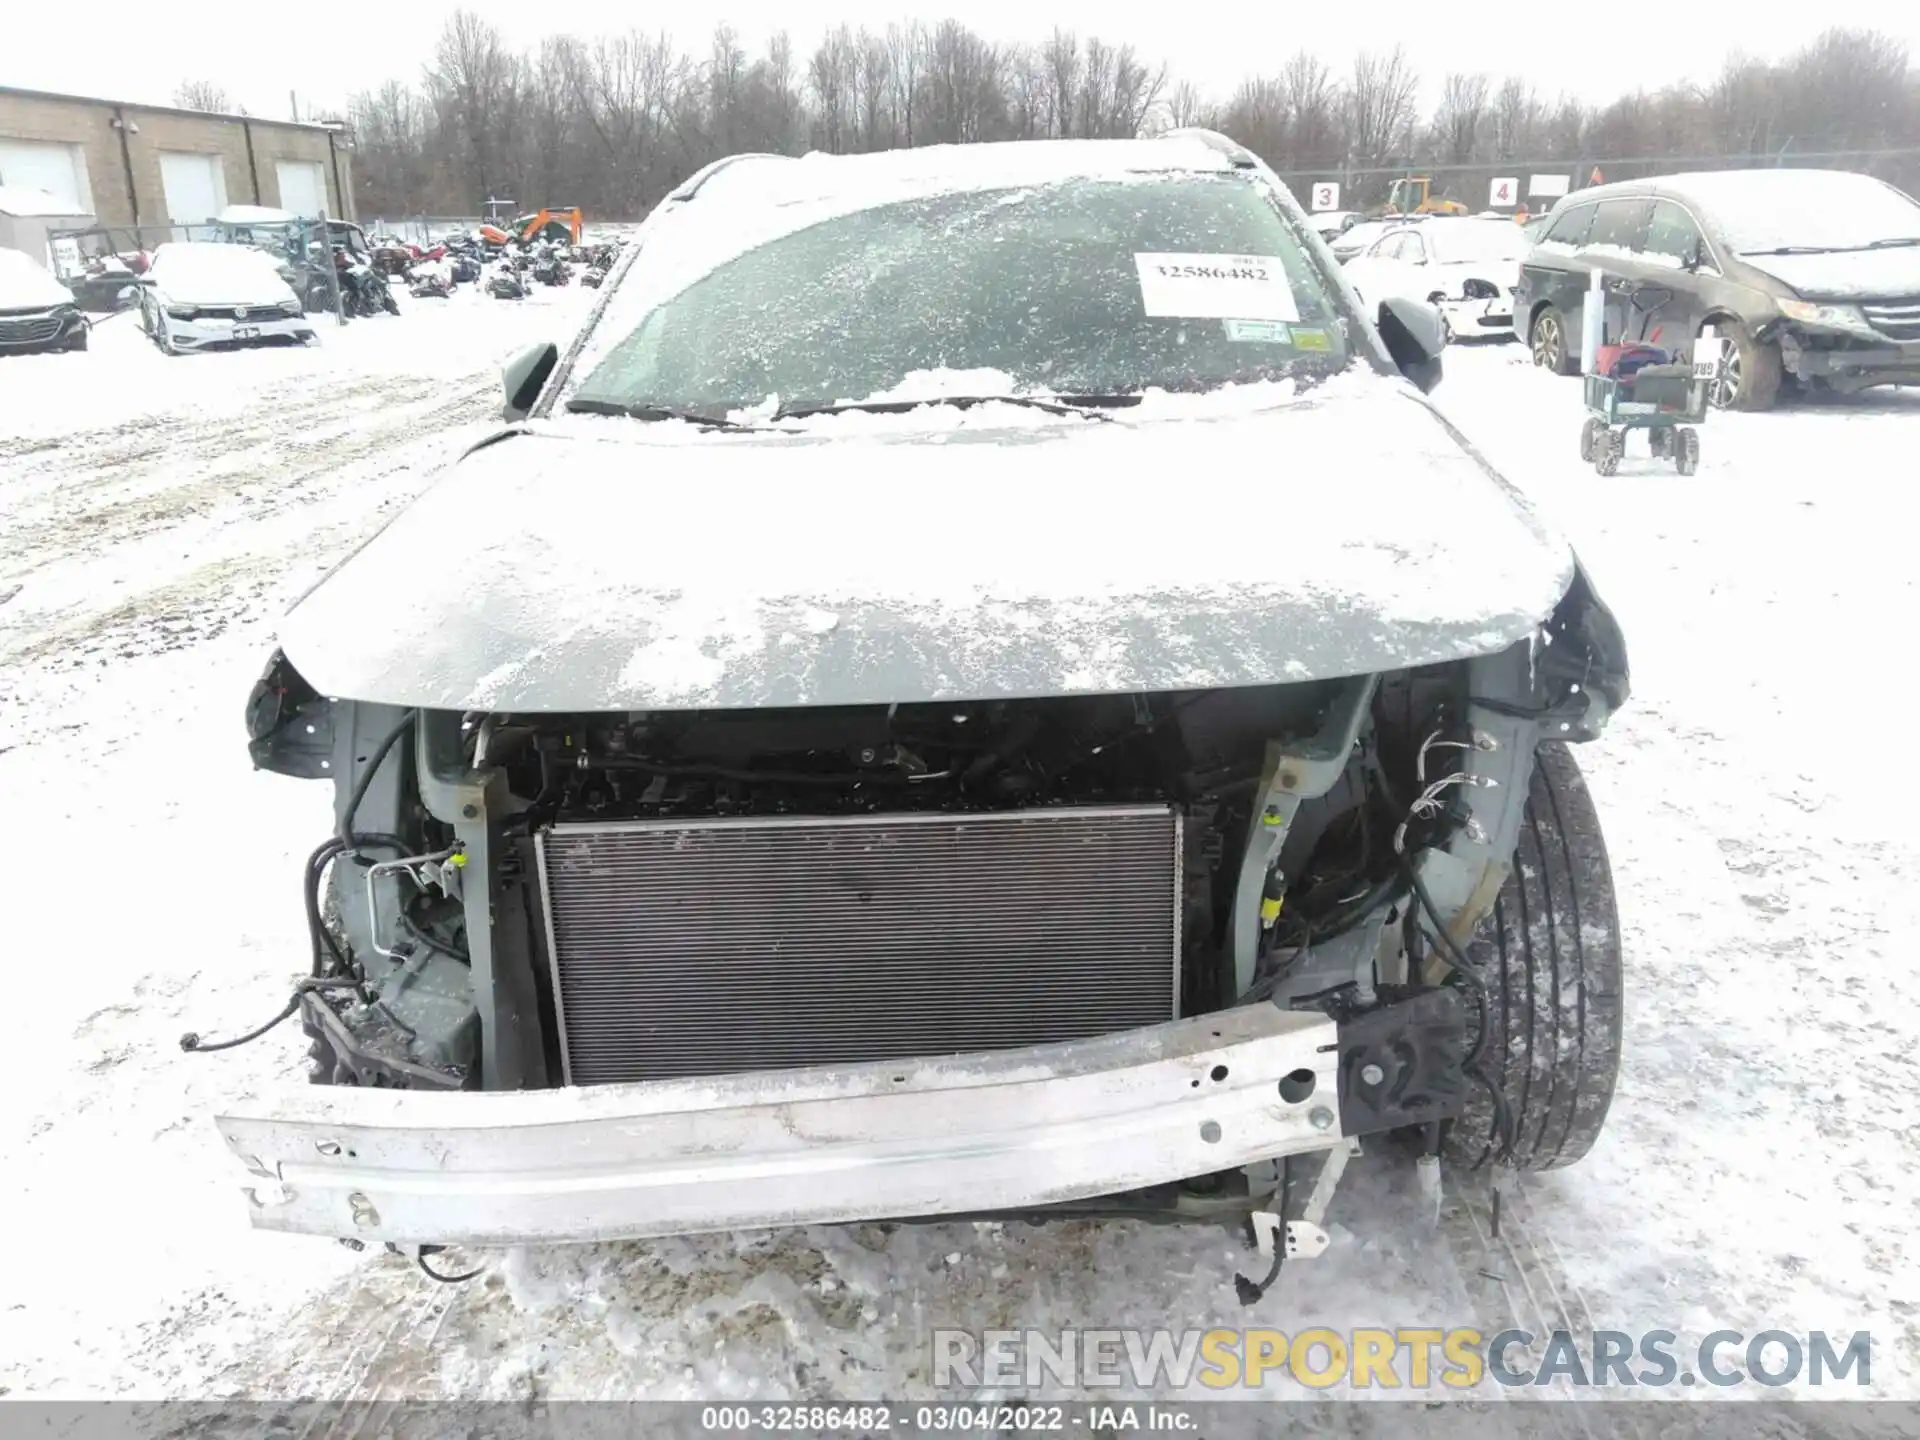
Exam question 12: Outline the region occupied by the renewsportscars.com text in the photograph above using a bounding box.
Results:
[932,1328,1873,1390]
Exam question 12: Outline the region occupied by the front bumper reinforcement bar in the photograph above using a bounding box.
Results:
[217,1005,1347,1246]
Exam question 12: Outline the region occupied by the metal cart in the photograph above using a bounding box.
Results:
[1577,282,1719,476]
[1580,358,1714,475]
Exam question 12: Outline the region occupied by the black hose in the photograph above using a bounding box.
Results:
[306,837,346,978]
[180,995,299,1052]
[399,913,469,964]
[306,832,415,982]
[1402,855,1516,1161]
[1234,1155,1291,1304]
[339,711,419,852]
[417,1247,484,1284]
[1402,859,1489,1066]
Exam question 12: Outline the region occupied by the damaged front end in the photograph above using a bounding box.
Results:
[224,564,1627,1251]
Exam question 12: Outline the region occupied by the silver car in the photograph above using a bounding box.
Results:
[212,132,1628,1282]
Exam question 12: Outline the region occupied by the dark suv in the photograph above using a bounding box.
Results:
[1515,168,1920,410]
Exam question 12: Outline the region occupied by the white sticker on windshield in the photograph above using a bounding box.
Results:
[1135,253,1300,322]
[1223,318,1293,344]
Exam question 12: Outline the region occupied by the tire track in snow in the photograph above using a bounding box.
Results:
[0,373,484,576]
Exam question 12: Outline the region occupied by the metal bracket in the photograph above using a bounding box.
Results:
[1249,1136,1359,1262]
[1250,1211,1333,1261]
[1300,1136,1359,1229]
[1231,675,1378,995]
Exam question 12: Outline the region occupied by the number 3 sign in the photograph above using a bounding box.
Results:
[1310,182,1340,212]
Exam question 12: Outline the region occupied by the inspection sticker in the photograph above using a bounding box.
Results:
[1223,318,1293,344]
[1135,253,1300,322]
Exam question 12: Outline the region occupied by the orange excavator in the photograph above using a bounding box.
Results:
[477,207,584,247]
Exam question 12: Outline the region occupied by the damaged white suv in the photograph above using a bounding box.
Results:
[217,133,1628,1273]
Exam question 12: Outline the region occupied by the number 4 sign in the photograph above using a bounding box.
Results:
[1490,177,1519,207]
[1310,182,1340,212]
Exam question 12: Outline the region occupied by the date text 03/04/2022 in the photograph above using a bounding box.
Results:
[698,1404,1198,1432]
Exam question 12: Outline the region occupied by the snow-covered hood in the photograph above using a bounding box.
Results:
[277,383,1576,712]
[1738,247,1920,301]
[0,252,76,311]
[151,258,298,308]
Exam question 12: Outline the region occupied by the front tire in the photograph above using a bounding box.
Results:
[1529,306,1579,376]
[1675,426,1701,475]
[1444,742,1623,1172]
[1705,317,1782,412]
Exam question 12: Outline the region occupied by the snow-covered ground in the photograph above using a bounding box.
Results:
[2,316,1916,1406]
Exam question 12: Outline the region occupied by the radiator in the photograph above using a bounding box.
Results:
[535,805,1182,1085]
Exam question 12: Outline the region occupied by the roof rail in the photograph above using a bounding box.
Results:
[1161,128,1260,170]
[668,153,794,202]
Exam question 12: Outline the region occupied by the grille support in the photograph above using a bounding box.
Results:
[535,805,1183,1086]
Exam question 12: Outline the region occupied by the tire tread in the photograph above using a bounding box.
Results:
[1446,742,1623,1171]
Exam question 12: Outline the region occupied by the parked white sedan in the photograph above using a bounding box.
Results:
[1341,217,1530,341]
[138,242,315,355]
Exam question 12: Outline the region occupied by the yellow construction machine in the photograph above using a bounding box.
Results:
[1381,177,1469,216]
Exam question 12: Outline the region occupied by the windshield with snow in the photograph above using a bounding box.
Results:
[569,175,1353,420]
[1687,171,1920,254]
[1427,221,1530,265]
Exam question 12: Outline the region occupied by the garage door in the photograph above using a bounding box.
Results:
[160,151,229,225]
[275,160,327,217]
[0,140,93,211]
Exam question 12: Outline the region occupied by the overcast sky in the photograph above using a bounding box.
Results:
[8,2,1920,120]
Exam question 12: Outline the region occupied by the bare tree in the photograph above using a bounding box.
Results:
[1280,52,1340,169]
[173,80,233,113]
[1489,77,1544,160]
[336,20,1920,222]
[425,11,524,210]
[1343,47,1420,170]
[1433,73,1490,165]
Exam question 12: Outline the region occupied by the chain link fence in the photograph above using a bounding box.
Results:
[363,216,487,246]
[46,218,354,323]
[1273,145,1920,214]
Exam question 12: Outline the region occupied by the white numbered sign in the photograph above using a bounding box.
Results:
[1489,177,1518,207]
[1310,182,1340,212]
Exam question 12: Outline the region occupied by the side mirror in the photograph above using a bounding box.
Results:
[502,341,560,421]
[1377,297,1447,392]
[1682,240,1706,273]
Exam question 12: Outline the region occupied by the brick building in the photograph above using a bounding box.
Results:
[0,85,354,232]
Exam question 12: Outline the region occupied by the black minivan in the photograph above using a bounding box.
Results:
[1514,168,1920,410]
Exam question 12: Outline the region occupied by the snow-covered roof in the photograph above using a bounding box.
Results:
[1651,168,1920,253]
[715,137,1239,210]
[0,185,92,218]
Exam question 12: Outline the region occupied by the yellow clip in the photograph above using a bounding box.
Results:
[1260,896,1284,924]
[449,851,469,868]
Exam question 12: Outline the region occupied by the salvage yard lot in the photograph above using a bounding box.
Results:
[1,319,1916,1403]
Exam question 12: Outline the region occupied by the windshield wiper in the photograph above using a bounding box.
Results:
[772,394,1130,422]
[564,398,759,429]
[1744,239,1920,256]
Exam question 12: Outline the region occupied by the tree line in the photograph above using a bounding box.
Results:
[185,19,1919,219]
